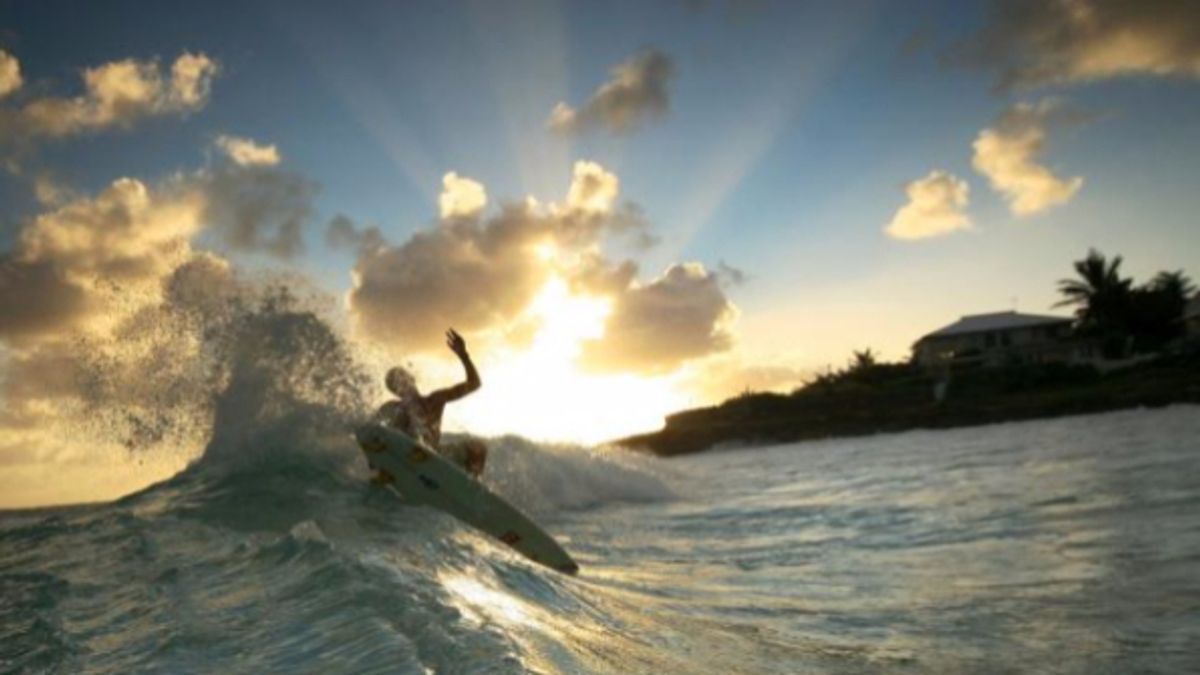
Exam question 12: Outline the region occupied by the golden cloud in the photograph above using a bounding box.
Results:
[345,161,639,355]
[0,51,218,141]
[345,161,734,374]
[0,49,21,99]
[954,0,1200,89]
[438,172,487,220]
[170,52,219,107]
[885,170,972,240]
[215,134,281,167]
[348,200,575,351]
[0,177,204,341]
[0,149,318,341]
[564,161,620,214]
[972,100,1084,216]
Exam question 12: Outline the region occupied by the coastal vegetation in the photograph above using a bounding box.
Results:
[620,251,1200,456]
[1056,249,1194,357]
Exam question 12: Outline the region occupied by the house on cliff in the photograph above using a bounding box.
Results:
[913,311,1075,368]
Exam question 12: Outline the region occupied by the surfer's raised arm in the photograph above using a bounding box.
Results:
[428,328,481,404]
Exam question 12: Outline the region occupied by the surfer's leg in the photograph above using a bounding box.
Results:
[442,439,488,478]
[463,438,487,478]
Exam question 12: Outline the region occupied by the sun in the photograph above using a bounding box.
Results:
[444,277,688,445]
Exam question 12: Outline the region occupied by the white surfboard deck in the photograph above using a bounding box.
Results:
[355,422,579,575]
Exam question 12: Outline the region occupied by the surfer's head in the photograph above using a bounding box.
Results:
[385,367,419,400]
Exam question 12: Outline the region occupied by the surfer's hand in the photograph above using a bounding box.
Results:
[446,328,468,357]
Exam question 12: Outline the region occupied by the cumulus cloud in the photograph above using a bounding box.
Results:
[345,160,726,374]
[953,0,1200,89]
[580,263,737,374]
[972,100,1084,216]
[215,134,281,166]
[32,173,77,207]
[0,177,204,342]
[0,257,91,342]
[325,214,384,254]
[0,49,21,98]
[200,162,317,258]
[0,162,326,456]
[564,160,620,214]
[169,52,219,107]
[438,172,487,220]
[349,201,580,351]
[0,51,218,142]
[885,170,972,240]
[548,49,674,135]
[0,155,318,342]
[557,162,656,247]
[20,178,202,282]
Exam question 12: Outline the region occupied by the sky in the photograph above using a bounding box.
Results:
[2,0,1199,506]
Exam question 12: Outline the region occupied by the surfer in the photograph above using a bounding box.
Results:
[374,328,488,478]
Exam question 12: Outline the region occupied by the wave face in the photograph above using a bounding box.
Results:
[0,435,675,673]
[2,284,1198,673]
[0,291,680,673]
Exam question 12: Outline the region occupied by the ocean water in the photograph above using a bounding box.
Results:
[3,403,1198,674]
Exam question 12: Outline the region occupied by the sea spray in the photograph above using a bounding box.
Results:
[60,258,372,476]
[479,435,674,516]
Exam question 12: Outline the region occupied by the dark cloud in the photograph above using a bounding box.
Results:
[0,256,91,342]
[548,49,675,135]
[717,260,749,286]
[201,163,317,258]
[580,263,736,374]
[325,214,384,254]
[950,0,1200,89]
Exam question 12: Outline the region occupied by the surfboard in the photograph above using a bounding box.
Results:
[355,422,580,575]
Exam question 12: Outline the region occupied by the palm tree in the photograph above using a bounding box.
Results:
[1147,270,1195,306]
[1056,249,1133,356]
[1131,270,1196,348]
[850,348,877,372]
[1056,249,1132,328]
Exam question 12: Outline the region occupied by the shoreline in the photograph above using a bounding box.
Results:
[616,352,1200,456]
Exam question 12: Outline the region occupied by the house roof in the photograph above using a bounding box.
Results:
[917,311,1073,342]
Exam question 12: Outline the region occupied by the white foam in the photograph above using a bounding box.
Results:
[473,435,674,516]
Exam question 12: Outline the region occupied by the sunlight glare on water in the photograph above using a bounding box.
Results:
[2,406,1198,673]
